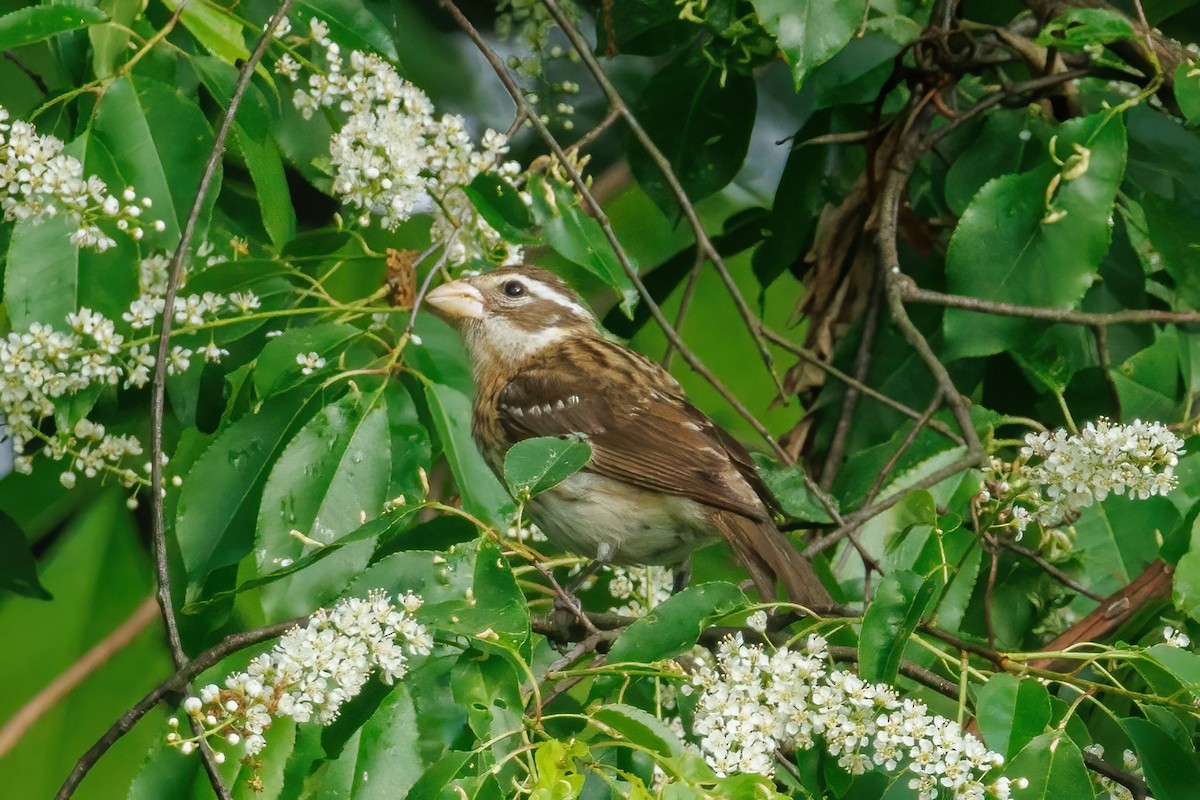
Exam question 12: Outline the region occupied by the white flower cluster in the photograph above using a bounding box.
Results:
[691,635,1015,799]
[170,590,432,757]
[0,107,164,250]
[2,252,259,484]
[1014,419,1184,532]
[278,19,525,266]
[607,565,673,617]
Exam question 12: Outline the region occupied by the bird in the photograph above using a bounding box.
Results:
[424,265,832,610]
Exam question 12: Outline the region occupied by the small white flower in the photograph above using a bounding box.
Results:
[746,610,768,632]
[1164,626,1191,649]
[297,351,326,375]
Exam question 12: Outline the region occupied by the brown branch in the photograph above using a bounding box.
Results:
[661,249,704,370]
[438,0,792,462]
[820,281,883,489]
[128,2,295,798]
[902,281,1200,326]
[55,617,303,800]
[0,597,159,757]
[875,99,985,461]
[537,0,788,402]
[1026,559,1173,674]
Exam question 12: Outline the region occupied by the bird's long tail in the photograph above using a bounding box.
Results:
[715,511,833,610]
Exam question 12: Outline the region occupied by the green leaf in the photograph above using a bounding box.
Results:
[0,512,50,600]
[503,436,591,499]
[1173,516,1200,622]
[252,323,361,399]
[1123,716,1200,800]
[1004,732,1092,800]
[751,454,836,523]
[297,0,398,59]
[974,674,1052,760]
[176,391,318,599]
[596,0,695,55]
[195,58,296,249]
[433,538,530,645]
[256,393,392,618]
[592,704,686,759]
[93,75,219,244]
[5,215,79,329]
[944,112,1126,359]
[944,109,1039,216]
[231,122,295,244]
[750,0,869,88]
[628,50,756,215]
[1034,7,1136,48]
[529,175,638,315]
[422,381,511,523]
[1176,63,1200,127]
[89,0,142,77]
[605,582,747,666]
[403,750,474,800]
[450,646,524,769]
[0,2,107,51]
[182,510,417,613]
[335,683,423,800]
[857,569,936,682]
[462,174,537,245]
[161,0,249,65]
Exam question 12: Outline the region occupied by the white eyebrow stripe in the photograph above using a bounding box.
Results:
[523,278,591,318]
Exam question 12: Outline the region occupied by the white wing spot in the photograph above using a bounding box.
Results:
[567,395,580,406]
[554,399,566,411]
[683,421,703,432]
[541,403,554,415]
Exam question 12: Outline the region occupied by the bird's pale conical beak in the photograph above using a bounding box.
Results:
[425,280,485,321]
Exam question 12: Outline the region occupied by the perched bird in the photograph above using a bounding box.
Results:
[425,266,831,609]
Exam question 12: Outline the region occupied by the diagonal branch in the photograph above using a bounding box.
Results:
[143,2,295,797]
[438,0,791,462]
[55,618,302,800]
[538,0,788,401]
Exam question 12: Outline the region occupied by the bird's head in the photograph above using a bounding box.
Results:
[425,266,596,373]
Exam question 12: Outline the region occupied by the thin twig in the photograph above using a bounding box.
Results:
[763,327,963,444]
[803,453,982,557]
[1091,325,1122,419]
[537,0,788,401]
[662,248,704,370]
[438,0,791,461]
[55,617,303,800]
[0,597,158,757]
[866,390,945,505]
[999,539,1104,602]
[144,2,294,797]
[820,280,883,489]
[902,281,1200,326]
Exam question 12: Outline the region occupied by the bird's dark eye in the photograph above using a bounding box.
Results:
[502,280,525,298]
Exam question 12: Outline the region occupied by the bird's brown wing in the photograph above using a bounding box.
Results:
[495,339,767,521]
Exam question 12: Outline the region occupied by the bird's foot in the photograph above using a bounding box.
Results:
[671,558,692,594]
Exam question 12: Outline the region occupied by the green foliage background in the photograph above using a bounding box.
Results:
[2,0,1200,798]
